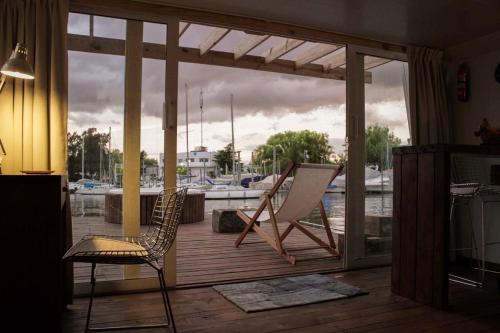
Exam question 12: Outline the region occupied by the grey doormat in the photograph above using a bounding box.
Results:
[213,274,368,312]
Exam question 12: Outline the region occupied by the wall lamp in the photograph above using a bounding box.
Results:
[0,43,35,92]
[0,43,35,173]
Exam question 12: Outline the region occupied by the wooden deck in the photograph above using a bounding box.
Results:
[72,214,343,286]
[62,266,500,332]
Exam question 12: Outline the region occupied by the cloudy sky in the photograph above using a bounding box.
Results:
[68,14,409,163]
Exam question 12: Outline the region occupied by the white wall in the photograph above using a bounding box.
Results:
[447,30,500,264]
[447,30,500,143]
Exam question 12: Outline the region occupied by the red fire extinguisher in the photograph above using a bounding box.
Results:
[457,63,469,102]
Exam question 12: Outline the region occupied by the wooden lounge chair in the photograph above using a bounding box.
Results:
[235,163,343,265]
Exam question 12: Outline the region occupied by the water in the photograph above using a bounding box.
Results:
[70,192,393,224]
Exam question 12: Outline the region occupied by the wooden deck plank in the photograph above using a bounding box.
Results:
[62,267,500,333]
[72,215,343,286]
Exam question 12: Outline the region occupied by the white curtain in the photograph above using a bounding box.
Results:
[0,0,68,174]
[408,46,451,145]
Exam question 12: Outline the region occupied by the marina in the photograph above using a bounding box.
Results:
[70,189,392,285]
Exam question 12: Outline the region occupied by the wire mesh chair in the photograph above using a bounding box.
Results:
[63,187,187,332]
[449,156,500,287]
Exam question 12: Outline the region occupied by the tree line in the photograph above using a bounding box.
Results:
[213,126,402,175]
[67,128,158,182]
[67,125,402,180]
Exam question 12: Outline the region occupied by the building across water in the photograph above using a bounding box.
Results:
[159,146,218,182]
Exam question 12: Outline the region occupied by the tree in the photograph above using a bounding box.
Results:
[254,130,332,173]
[176,165,188,175]
[214,143,235,174]
[140,150,158,167]
[67,131,83,181]
[67,128,112,181]
[365,125,402,170]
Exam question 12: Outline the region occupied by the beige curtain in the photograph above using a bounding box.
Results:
[0,0,68,174]
[408,46,451,145]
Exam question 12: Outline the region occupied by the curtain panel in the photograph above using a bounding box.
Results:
[0,0,68,174]
[408,46,451,145]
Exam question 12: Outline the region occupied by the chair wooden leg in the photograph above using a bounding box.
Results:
[85,263,97,333]
[319,201,336,249]
[235,200,267,247]
[280,224,295,242]
[290,220,339,257]
[266,196,285,254]
[235,211,256,247]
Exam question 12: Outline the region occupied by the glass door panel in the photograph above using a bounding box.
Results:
[68,13,126,284]
[345,46,409,268]
[363,57,409,257]
[68,12,171,289]
[138,37,167,279]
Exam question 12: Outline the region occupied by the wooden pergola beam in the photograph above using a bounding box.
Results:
[234,34,269,60]
[295,43,342,69]
[199,27,229,56]
[68,34,166,60]
[179,21,190,37]
[320,51,346,71]
[68,34,373,83]
[180,46,362,81]
[364,55,392,69]
[263,38,305,64]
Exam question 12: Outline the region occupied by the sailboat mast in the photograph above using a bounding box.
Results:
[185,83,190,175]
[81,137,85,180]
[230,93,235,185]
[200,89,204,148]
[108,126,111,184]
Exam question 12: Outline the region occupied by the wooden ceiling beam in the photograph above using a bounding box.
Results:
[234,34,269,60]
[199,27,230,56]
[294,43,342,69]
[263,38,305,64]
[69,0,407,53]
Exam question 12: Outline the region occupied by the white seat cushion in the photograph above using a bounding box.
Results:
[63,236,148,259]
[450,186,480,196]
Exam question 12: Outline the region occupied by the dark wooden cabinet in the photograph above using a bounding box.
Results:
[392,144,500,309]
[0,175,72,332]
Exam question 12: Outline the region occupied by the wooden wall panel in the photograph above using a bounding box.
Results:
[392,145,500,309]
[432,151,450,308]
[415,153,435,304]
[399,153,418,299]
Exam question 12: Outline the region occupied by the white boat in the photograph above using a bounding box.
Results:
[326,166,393,193]
[191,184,265,199]
[364,174,392,193]
[119,182,266,200]
[75,180,115,195]
[249,174,294,190]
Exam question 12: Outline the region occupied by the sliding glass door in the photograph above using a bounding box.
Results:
[68,12,178,293]
[345,46,409,268]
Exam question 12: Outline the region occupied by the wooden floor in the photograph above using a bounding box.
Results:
[62,266,500,332]
[73,215,343,286]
